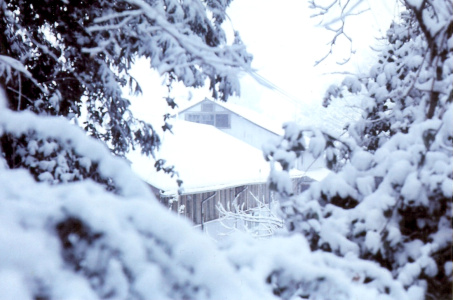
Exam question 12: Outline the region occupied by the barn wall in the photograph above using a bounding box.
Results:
[154,176,314,225]
[160,182,273,225]
[158,176,313,225]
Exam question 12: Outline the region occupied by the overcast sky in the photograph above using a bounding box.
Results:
[225,0,400,117]
[129,0,400,127]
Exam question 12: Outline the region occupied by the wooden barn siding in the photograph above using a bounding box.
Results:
[158,176,314,225]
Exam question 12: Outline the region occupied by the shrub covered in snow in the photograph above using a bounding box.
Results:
[266,1,452,299]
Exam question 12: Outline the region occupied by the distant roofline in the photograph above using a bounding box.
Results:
[154,171,312,197]
[176,98,282,136]
[175,98,205,115]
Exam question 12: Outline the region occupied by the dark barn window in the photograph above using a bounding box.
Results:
[215,114,230,128]
[186,114,214,126]
[186,113,230,129]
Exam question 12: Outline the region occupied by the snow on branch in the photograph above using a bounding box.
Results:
[0,100,151,198]
[82,0,252,90]
[217,191,283,238]
[0,55,45,94]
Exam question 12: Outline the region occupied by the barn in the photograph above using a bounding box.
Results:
[129,120,320,227]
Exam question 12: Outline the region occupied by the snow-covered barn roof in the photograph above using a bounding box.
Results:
[176,98,284,136]
[128,120,315,196]
[129,120,272,195]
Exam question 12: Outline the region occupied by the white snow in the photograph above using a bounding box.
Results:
[445,261,453,277]
[406,0,423,10]
[342,76,362,93]
[0,270,33,300]
[0,109,151,198]
[398,263,421,287]
[401,172,424,204]
[365,231,381,254]
[308,130,327,158]
[356,176,375,196]
[351,150,374,171]
[129,120,306,195]
[0,169,266,299]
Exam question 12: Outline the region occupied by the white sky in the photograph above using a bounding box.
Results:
[128,0,400,128]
